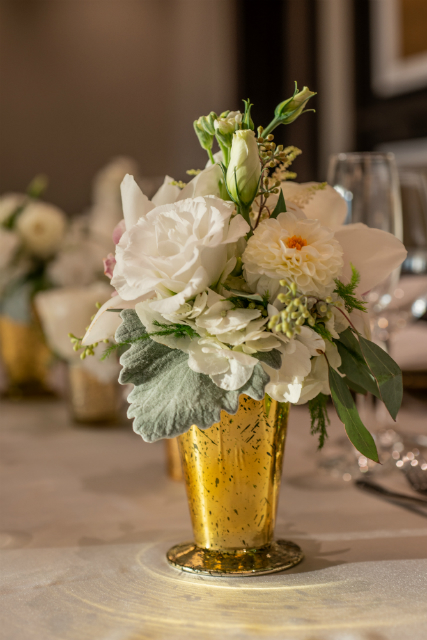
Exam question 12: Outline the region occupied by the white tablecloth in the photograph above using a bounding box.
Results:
[1,398,426,639]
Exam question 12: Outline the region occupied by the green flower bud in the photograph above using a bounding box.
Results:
[275,86,316,125]
[226,129,261,207]
[214,111,242,136]
[193,119,214,152]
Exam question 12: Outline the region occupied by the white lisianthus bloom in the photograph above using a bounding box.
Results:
[243,209,344,298]
[0,228,19,269]
[263,339,314,404]
[112,195,250,314]
[15,201,67,259]
[226,129,261,206]
[296,341,342,404]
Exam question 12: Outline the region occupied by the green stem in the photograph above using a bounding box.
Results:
[207,149,215,165]
[261,117,281,138]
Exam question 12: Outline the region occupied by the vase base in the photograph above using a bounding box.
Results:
[166,539,303,577]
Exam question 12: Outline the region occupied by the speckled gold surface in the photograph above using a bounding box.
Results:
[0,314,53,397]
[68,365,119,424]
[167,539,303,576]
[168,395,296,574]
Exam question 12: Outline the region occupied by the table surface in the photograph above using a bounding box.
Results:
[1,396,427,640]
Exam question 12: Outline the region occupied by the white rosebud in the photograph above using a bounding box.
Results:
[226,129,261,207]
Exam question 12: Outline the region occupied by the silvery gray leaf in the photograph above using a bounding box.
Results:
[116,310,270,442]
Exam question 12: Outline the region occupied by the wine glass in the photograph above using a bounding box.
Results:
[327,152,403,345]
[321,153,404,478]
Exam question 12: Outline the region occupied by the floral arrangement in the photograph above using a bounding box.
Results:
[0,177,68,323]
[80,85,407,462]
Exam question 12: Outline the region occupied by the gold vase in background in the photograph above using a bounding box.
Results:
[0,315,54,398]
[165,438,183,481]
[68,364,119,425]
[167,394,303,576]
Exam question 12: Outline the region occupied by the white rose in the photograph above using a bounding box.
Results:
[112,194,249,314]
[15,201,67,259]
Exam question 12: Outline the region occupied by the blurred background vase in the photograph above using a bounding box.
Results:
[165,438,183,481]
[68,362,119,425]
[35,283,121,425]
[167,395,303,576]
[0,310,54,398]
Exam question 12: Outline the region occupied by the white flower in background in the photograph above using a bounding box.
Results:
[36,283,120,383]
[15,201,66,259]
[226,129,261,205]
[243,209,344,298]
[0,193,26,225]
[214,111,242,135]
[0,228,19,269]
[47,215,105,287]
[112,194,249,314]
[92,157,139,207]
[35,283,111,359]
[89,157,141,254]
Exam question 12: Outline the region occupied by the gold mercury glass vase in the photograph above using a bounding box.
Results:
[68,364,119,425]
[167,394,303,576]
[0,314,54,398]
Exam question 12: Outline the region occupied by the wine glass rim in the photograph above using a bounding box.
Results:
[332,152,396,162]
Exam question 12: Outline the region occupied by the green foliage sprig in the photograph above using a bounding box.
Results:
[333,264,367,314]
[101,320,199,360]
[308,393,330,449]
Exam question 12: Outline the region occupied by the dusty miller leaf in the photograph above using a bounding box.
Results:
[116,310,271,442]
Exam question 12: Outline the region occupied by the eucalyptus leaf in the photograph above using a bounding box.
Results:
[116,310,271,442]
[343,376,367,396]
[252,349,282,370]
[270,190,287,219]
[335,328,380,397]
[358,336,403,421]
[328,366,379,463]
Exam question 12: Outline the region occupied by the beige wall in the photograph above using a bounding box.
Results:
[0,0,237,213]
